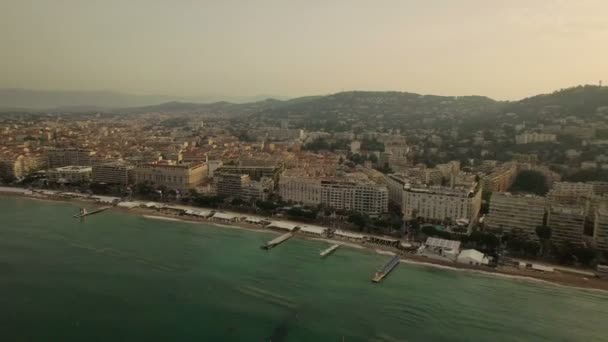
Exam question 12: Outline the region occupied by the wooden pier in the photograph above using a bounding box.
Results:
[73,206,110,219]
[261,232,294,250]
[320,244,340,258]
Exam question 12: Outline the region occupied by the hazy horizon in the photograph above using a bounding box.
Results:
[2,0,607,101]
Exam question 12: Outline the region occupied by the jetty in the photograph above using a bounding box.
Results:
[320,244,340,258]
[262,232,294,250]
[372,254,400,283]
[73,206,110,219]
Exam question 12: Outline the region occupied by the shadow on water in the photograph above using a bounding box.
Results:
[267,311,298,342]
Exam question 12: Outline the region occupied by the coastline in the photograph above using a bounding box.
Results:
[2,189,607,292]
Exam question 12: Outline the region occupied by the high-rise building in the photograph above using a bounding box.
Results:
[590,181,608,196]
[485,193,546,239]
[594,204,608,251]
[547,205,586,246]
[402,182,482,223]
[48,166,92,183]
[92,161,135,185]
[45,148,99,168]
[552,181,594,195]
[279,170,388,215]
[481,162,518,192]
[515,132,557,144]
[135,161,207,191]
[214,165,283,183]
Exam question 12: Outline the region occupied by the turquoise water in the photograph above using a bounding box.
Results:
[1,196,607,341]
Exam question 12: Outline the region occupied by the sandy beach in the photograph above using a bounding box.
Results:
[2,188,608,291]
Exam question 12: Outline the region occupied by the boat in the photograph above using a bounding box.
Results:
[320,244,340,257]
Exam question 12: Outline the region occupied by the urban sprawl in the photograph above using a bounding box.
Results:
[2,87,608,279]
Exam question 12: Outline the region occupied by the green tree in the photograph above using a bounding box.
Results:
[348,211,369,231]
[535,225,552,256]
[509,170,549,196]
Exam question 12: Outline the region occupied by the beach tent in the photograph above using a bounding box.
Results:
[457,249,488,266]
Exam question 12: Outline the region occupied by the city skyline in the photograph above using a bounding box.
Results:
[2,0,608,101]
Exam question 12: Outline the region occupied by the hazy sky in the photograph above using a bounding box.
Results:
[1,0,607,100]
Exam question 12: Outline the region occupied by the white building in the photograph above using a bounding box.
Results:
[279,170,388,215]
[48,166,92,183]
[402,182,482,223]
[515,132,556,144]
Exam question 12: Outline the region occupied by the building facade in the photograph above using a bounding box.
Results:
[135,162,207,191]
[279,173,388,215]
[92,162,135,185]
[402,183,482,223]
[481,163,518,192]
[595,204,608,251]
[48,166,92,183]
[515,132,557,144]
[547,205,586,246]
[485,193,546,238]
[45,148,99,168]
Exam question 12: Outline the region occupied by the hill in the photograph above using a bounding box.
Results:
[504,85,608,119]
[0,89,288,110]
[255,91,499,120]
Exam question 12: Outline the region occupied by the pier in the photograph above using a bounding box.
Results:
[262,232,294,250]
[372,254,400,283]
[320,244,340,258]
[73,206,110,219]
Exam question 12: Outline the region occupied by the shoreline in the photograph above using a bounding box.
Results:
[2,189,608,292]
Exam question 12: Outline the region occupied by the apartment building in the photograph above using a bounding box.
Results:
[553,181,594,195]
[385,174,407,207]
[135,162,207,191]
[48,166,92,183]
[215,172,274,201]
[547,205,586,246]
[485,193,546,238]
[279,171,388,215]
[515,132,557,144]
[92,161,135,185]
[481,163,518,192]
[402,182,482,223]
[45,148,98,168]
[595,204,608,251]
[214,165,283,183]
[590,181,608,196]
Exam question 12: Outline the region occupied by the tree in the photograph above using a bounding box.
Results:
[509,170,549,195]
[348,212,369,231]
[135,181,155,198]
[535,225,552,256]
[231,197,245,206]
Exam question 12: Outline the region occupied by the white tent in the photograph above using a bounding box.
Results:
[299,225,327,236]
[212,212,239,221]
[266,221,298,231]
[457,249,488,265]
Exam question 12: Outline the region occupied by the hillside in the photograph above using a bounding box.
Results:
[504,85,608,119]
[255,91,499,120]
[124,98,286,116]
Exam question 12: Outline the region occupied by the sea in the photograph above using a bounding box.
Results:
[1,196,607,342]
